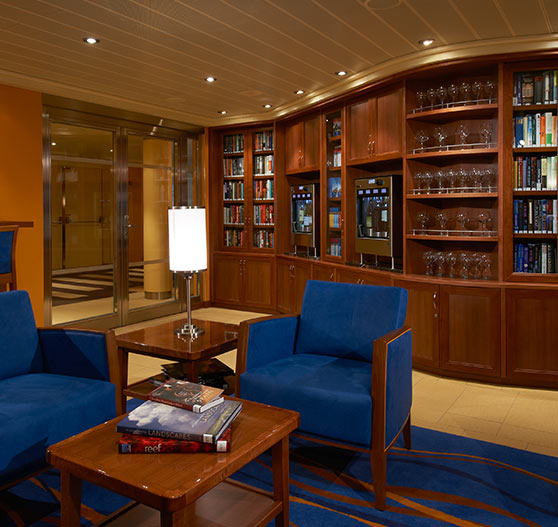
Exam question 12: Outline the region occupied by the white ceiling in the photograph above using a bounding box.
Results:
[1,0,558,128]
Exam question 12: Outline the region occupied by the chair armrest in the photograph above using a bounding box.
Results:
[236,314,299,395]
[371,326,412,452]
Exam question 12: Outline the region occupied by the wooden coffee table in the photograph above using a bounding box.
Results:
[116,318,239,411]
[47,398,299,527]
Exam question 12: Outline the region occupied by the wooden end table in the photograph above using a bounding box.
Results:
[47,398,299,527]
[116,318,239,411]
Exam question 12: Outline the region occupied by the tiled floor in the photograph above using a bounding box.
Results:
[119,307,558,458]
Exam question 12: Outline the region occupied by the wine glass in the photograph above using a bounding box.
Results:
[477,211,491,235]
[434,169,446,192]
[458,252,470,279]
[415,129,429,152]
[416,211,430,234]
[459,81,471,104]
[427,87,437,109]
[482,168,495,192]
[484,80,496,103]
[472,80,483,102]
[456,211,468,234]
[413,171,424,194]
[470,253,481,279]
[423,170,434,194]
[480,122,493,147]
[447,83,458,105]
[423,250,435,275]
[480,254,491,279]
[446,252,457,278]
[416,90,427,110]
[436,211,449,235]
[456,123,469,146]
[471,168,483,191]
[435,252,445,277]
[436,85,447,107]
[458,168,469,192]
[446,168,457,192]
[433,126,448,151]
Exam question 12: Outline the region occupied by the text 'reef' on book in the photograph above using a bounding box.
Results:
[148,378,224,413]
[116,399,242,443]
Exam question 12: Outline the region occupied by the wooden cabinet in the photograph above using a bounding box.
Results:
[312,262,336,282]
[276,257,311,313]
[212,253,274,309]
[284,115,320,174]
[439,285,501,377]
[336,267,392,286]
[506,288,558,383]
[393,279,439,368]
[347,86,403,164]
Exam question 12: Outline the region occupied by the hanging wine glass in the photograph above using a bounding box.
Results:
[415,129,429,152]
[484,80,496,103]
[472,80,483,103]
[447,83,458,105]
[436,85,447,108]
[480,122,493,147]
[456,123,469,146]
[456,211,468,234]
[416,90,427,110]
[459,81,471,104]
[433,126,448,151]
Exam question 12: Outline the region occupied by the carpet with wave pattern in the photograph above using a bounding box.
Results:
[1,426,556,526]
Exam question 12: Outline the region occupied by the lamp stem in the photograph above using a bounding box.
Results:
[175,271,204,339]
[186,272,192,328]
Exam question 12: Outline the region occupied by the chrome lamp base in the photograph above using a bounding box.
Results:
[175,323,205,338]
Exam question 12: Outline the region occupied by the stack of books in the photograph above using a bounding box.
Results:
[116,379,242,454]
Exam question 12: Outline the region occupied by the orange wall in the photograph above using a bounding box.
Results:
[0,84,44,322]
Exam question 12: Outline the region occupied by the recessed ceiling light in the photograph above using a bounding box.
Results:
[295,89,305,95]
[51,142,56,146]
[419,39,434,46]
[263,104,272,108]
[205,76,216,83]
[335,71,347,76]
[218,110,227,114]
[83,37,99,45]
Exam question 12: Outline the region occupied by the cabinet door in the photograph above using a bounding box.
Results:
[347,99,373,164]
[301,115,320,171]
[394,279,439,368]
[293,261,311,312]
[336,268,363,284]
[277,259,294,312]
[312,263,335,282]
[213,255,241,304]
[506,289,558,383]
[376,88,403,159]
[243,257,274,309]
[285,121,303,173]
[439,285,501,377]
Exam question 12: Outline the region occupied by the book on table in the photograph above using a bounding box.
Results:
[119,426,232,454]
[116,399,242,443]
[148,378,224,413]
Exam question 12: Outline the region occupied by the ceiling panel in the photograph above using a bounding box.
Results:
[0,0,555,126]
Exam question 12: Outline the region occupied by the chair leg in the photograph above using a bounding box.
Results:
[403,415,412,450]
[370,449,387,510]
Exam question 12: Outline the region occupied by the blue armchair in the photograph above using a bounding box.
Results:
[236,280,412,510]
[0,290,123,488]
[0,225,18,291]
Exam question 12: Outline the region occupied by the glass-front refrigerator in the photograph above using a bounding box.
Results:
[355,176,402,268]
[291,184,319,257]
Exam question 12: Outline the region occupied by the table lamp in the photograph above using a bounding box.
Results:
[168,206,207,338]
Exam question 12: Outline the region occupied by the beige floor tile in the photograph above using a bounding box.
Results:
[446,404,514,423]
[524,443,558,457]
[436,413,503,436]
[498,423,558,450]
[410,405,446,427]
[504,399,558,434]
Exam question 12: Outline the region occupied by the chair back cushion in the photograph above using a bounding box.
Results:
[295,280,407,362]
[0,229,15,273]
[0,291,43,379]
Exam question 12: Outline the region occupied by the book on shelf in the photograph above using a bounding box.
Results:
[119,426,232,454]
[116,399,242,443]
[148,378,224,413]
[161,359,234,390]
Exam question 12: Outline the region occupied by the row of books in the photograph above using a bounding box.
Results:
[224,204,244,224]
[513,199,558,234]
[223,181,244,200]
[253,204,274,225]
[253,130,274,151]
[513,114,557,148]
[513,70,558,106]
[329,207,341,228]
[513,242,556,274]
[224,228,244,247]
[254,178,274,200]
[254,154,274,174]
[253,229,274,249]
[223,134,244,154]
[160,359,234,391]
[331,145,342,167]
[223,157,244,176]
[513,155,558,190]
[117,379,242,454]
[329,237,342,257]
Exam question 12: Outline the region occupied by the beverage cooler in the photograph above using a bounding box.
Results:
[291,184,319,257]
[355,176,402,268]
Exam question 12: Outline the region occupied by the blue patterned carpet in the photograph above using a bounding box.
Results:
[1,426,556,526]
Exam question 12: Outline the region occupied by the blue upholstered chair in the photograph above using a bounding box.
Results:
[236,280,412,510]
[0,290,123,489]
[0,225,18,292]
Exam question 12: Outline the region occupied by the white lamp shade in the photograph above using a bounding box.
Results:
[168,207,207,272]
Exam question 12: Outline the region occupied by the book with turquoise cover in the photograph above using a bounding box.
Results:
[116,399,242,443]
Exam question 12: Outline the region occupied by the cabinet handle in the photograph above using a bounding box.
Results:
[329,272,334,281]
[367,134,372,155]
[239,259,243,276]
[370,139,375,155]
[433,291,438,318]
